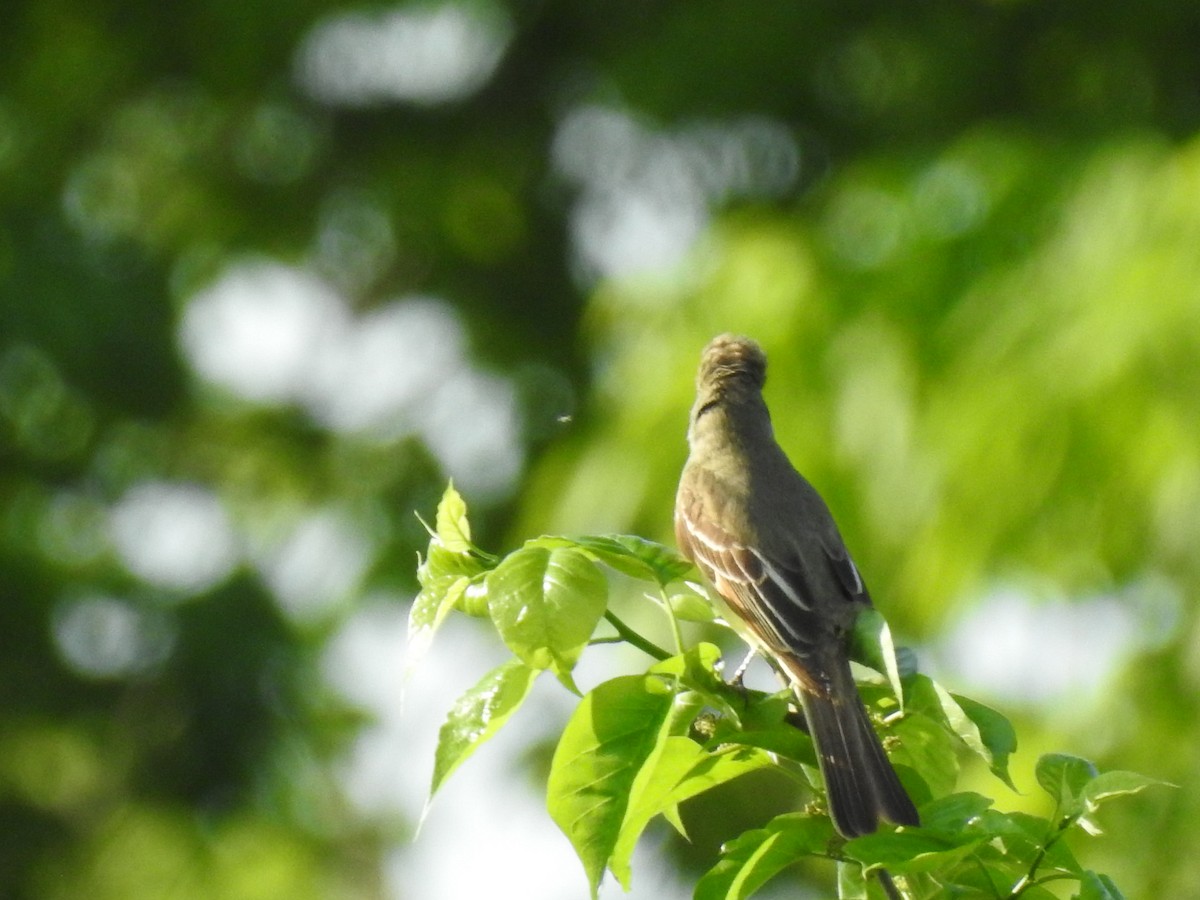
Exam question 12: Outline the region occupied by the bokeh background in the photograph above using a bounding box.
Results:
[3,1,1199,897]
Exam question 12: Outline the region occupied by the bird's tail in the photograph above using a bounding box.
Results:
[778,653,919,838]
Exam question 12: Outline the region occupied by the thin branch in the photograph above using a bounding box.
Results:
[602,610,671,661]
[877,869,904,900]
[657,587,687,656]
[1009,816,1074,898]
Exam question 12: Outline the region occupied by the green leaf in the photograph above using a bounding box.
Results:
[836,860,868,899]
[410,485,492,660]
[871,797,1070,893]
[641,743,776,847]
[845,828,983,875]
[409,573,465,641]
[1080,769,1170,810]
[546,674,686,897]
[456,577,490,617]
[1076,769,1170,834]
[665,583,717,622]
[1075,870,1125,900]
[849,608,904,704]
[669,743,775,806]
[427,659,539,801]
[662,803,687,837]
[902,676,1014,790]
[876,804,1076,897]
[563,534,695,586]
[612,688,715,886]
[893,645,920,679]
[486,546,608,689]
[648,643,801,742]
[407,491,491,672]
[708,706,818,769]
[419,540,486,585]
[406,574,468,675]
[977,810,1081,876]
[656,644,788,735]
[434,481,473,553]
[952,694,1018,789]
[889,710,960,798]
[649,641,724,688]
[609,734,707,886]
[915,792,994,833]
[416,543,487,616]
[1036,753,1099,817]
[694,813,834,900]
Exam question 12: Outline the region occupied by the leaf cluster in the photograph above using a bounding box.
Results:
[410,485,1165,899]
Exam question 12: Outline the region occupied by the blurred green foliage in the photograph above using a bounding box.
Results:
[2,0,1199,897]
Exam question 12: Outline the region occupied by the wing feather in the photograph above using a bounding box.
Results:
[677,498,823,658]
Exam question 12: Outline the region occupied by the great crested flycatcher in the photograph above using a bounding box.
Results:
[675,334,919,838]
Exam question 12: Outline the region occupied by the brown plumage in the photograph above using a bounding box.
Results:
[674,334,919,838]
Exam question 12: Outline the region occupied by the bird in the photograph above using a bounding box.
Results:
[674,333,919,838]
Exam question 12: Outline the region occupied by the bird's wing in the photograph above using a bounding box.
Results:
[817,530,871,604]
[676,490,828,669]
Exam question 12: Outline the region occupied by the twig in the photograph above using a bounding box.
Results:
[602,610,671,661]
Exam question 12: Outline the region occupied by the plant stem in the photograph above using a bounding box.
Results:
[1009,816,1072,897]
[603,610,671,661]
[877,869,904,900]
[659,587,687,655]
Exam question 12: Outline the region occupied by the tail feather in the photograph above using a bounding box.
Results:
[781,654,919,838]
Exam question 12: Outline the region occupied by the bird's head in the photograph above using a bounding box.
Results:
[697,334,767,392]
[689,334,773,447]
